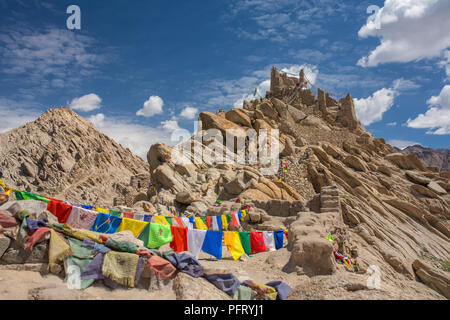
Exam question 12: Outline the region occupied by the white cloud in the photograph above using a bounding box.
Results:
[386,122,397,126]
[407,85,450,134]
[0,27,104,88]
[69,93,102,112]
[387,139,421,150]
[354,78,419,126]
[354,87,396,126]
[180,106,198,119]
[136,96,164,117]
[227,0,349,42]
[88,113,174,159]
[439,49,450,79]
[280,64,319,85]
[160,119,180,132]
[358,0,450,67]
[0,98,41,133]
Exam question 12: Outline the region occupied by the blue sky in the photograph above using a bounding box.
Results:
[0,0,449,158]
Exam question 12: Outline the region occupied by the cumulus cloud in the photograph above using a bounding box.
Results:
[387,139,421,150]
[407,85,450,134]
[357,0,450,67]
[180,106,198,119]
[354,78,419,126]
[354,88,397,126]
[69,93,102,112]
[160,119,180,132]
[88,113,174,159]
[136,96,164,117]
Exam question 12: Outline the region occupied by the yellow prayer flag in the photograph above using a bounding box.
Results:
[194,217,208,230]
[223,231,245,261]
[154,215,170,226]
[117,217,148,238]
[95,207,109,214]
[221,215,228,230]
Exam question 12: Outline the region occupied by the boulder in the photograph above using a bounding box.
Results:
[253,119,272,132]
[281,136,295,157]
[427,181,447,195]
[224,175,247,195]
[1,240,48,264]
[239,188,272,201]
[225,108,253,128]
[0,234,11,258]
[132,201,156,214]
[176,191,199,205]
[300,116,331,131]
[386,153,427,171]
[410,184,439,198]
[412,259,450,299]
[152,163,190,193]
[405,171,431,185]
[343,155,368,172]
[199,111,247,139]
[172,272,231,300]
[259,101,279,120]
[185,201,209,215]
[147,143,173,173]
[289,238,336,276]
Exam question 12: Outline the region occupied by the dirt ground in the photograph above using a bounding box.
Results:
[0,245,444,300]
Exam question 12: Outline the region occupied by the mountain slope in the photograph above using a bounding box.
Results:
[143,67,450,299]
[0,107,149,207]
[401,145,449,172]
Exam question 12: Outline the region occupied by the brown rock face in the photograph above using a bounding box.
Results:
[401,145,449,172]
[0,107,148,207]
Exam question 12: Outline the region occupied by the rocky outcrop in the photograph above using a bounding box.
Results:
[401,145,450,172]
[0,107,148,207]
[412,259,450,299]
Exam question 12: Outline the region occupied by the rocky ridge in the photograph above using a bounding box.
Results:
[400,145,449,172]
[0,107,149,207]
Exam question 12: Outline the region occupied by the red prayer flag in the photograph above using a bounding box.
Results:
[250,231,266,254]
[47,200,73,224]
[122,212,134,219]
[170,226,188,253]
[206,216,212,229]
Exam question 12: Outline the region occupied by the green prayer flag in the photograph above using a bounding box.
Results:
[14,190,50,203]
[327,235,334,242]
[14,190,25,200]
[238,232,252,255]
[108,210,122,217]
[147,223,173,249]
[137,223,150,247]
[226,214,233,223]
[200,216,207,226]
[165,217,173,226]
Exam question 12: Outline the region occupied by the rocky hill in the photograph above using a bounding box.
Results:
[400,145,449,172]
[0,67,449,300]
[0,107,149,207]
[142,67,450,299]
